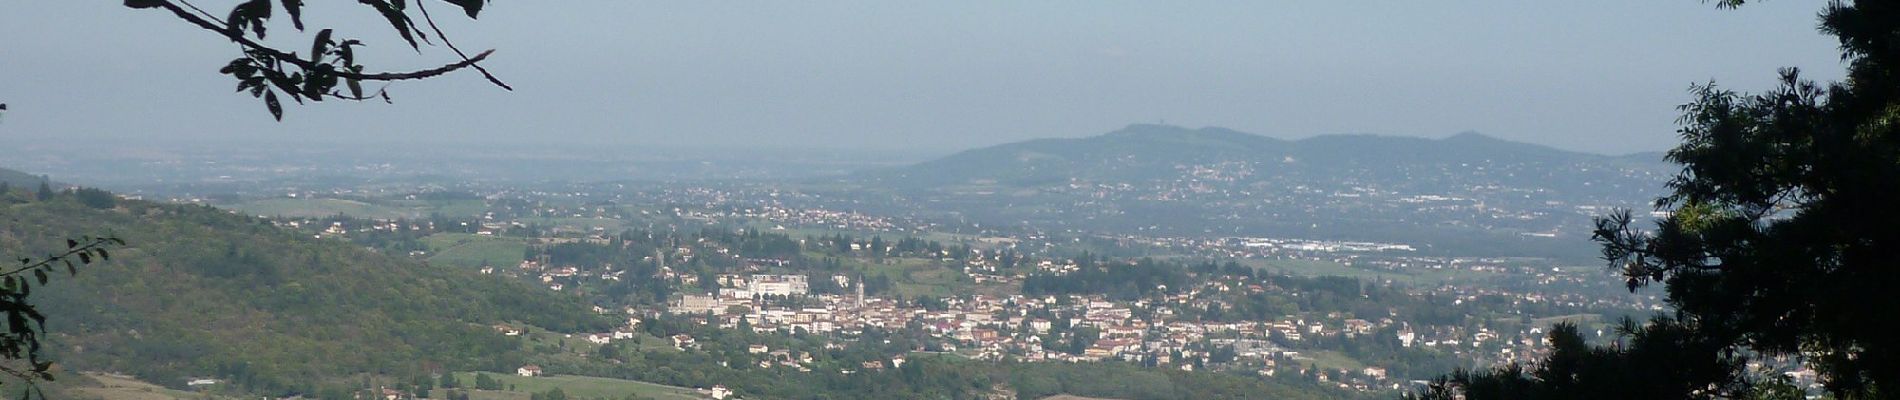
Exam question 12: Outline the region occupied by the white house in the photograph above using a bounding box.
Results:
[517,364,543,377]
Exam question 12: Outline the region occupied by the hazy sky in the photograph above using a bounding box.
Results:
[1,1,1846,155]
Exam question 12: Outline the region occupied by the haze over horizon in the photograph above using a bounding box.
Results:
[3,1,1847,155]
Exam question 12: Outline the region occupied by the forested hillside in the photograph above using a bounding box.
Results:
[0,178,612,396]
[0,168,46,189]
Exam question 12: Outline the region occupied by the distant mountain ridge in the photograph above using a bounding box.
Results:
[870,124,1644,189]
[850,124,1673,259]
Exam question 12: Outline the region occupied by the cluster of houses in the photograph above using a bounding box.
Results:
[619,263,1640,394]
[651,286,1424,390]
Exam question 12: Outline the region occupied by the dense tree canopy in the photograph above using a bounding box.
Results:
[1423,1,1900,398]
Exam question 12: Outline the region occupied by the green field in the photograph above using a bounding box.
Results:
[229,198,487,219]
[809,253,1000,298]
[1241,258,1499,285]
[528,217,628,232]
[1299,350,1367,372]
[391,199,487,217]
[1243,259,1383,279]
[449,373,705,400]
[230,198,410,218]
[893,267,961,298]
[736,223,978,246]
[69,373,229,400]
[509,325,679,355]
[424,233,529,268]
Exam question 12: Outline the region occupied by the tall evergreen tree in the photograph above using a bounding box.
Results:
[34,178,50,201]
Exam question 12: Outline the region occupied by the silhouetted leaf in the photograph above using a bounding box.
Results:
[218,59,246,75]
[311,29,332,63]
[123,0,164,9]
[225,0,273,38]
[265,91,283,121]
[281,0,304,30]
[338,42,358,66]
[266,73,301,101]
[361,0,420,48]
[441,0,484,18]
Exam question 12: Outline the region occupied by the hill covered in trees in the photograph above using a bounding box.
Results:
[845,125,1671,259]
[0,168,47,190]
[870,124,1666,192]
[0,171,613,396]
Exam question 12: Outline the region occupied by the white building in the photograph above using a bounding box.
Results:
[748,274,809,296]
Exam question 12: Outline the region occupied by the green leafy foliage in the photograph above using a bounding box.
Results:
[1410,319,1745,400]
[1429,1,1900,398]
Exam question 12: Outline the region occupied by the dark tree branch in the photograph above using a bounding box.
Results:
[1,237,121,279]
[152,0,501,83]
[416,0,512,90]
[173,0,223,24]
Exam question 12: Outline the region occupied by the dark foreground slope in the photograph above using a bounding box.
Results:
[0,180,610,395]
